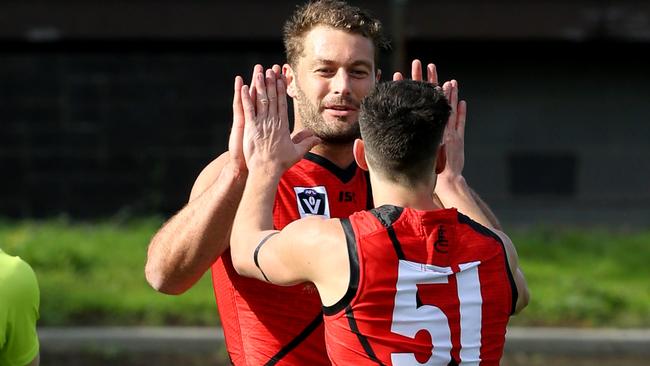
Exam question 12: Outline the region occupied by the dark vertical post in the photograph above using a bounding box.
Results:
[390,0,407,74]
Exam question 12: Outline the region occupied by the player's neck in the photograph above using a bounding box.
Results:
[307,143,355,169]
[291,120,355,169]
[370,175,442,212]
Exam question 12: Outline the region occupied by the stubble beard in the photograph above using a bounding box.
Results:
[294,84,360,145]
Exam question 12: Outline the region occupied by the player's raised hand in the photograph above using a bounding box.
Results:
[248,64,264,105]
[240,69,320,175]
[392,59,438,85]
[438,79,467,180]
[271,64,282,78]
[228,75,247,172]
[228,65,264,173]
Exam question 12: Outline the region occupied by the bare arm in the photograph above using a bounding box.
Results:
[229,69,323,286]
[231,170,336,287]
[435,176,502,230]
[436,174,502,230]
[470,187,502,230]
[145,72,254,295]
[493,230,530,314]
[145,153,246,294]
[232,197,348,307]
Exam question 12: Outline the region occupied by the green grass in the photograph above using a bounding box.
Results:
[0,217,217,326]
[509,227,650,328]
[1,218,649,327]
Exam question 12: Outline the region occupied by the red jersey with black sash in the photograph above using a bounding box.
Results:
[323,205,517,366]
[212,152,372,366]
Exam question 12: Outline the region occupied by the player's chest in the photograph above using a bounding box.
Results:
[274,174,369,223]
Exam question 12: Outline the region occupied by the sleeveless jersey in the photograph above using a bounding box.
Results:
[322,205,518,366]
[212,152,372,366]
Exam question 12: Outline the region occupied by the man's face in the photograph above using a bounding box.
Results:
[288,25,378,144]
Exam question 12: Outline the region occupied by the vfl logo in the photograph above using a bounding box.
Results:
[294,186,330,218]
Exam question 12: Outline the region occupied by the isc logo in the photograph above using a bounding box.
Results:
[294,186,330,218]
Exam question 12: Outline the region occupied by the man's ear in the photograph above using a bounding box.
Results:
[283,63,296,98]
[375,68,382,83]
[435,144,447,174]
[353,139,369,171]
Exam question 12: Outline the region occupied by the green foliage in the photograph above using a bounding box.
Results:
[1,219,649,327]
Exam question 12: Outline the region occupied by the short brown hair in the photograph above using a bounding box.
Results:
[360,80,450,185]
[283,0,389,67]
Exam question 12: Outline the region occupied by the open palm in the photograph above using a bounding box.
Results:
[240,69,320,175]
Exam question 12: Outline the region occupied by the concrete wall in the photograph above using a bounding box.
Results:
[407,40,650,226]
[1,1,649,226]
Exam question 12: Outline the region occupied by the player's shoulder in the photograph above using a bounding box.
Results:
[343,207,400,236]
[486,228,518,262]
[456,212,503,242]
[455,212,517,257]
[0,251,39,304]
[0,251,35,278]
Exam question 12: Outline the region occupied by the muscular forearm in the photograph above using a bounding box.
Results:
[145,163,247,294]
[435,176,500,230]
[230,169,281,278]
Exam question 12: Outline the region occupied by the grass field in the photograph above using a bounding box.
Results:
[1,218,649,327]
[0,217,216,326]
[508,227,650,327]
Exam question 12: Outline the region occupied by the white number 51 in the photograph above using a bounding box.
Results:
[391,260,482,366]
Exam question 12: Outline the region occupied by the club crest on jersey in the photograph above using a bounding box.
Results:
[294,186,330,218]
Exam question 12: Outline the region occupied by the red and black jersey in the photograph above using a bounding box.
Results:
[323,205,518,366]
[212,152,372,366]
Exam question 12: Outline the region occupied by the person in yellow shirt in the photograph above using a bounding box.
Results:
[0,249,40,366]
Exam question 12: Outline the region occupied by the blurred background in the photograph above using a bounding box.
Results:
[2,0,650,225]
[1,0,649,365]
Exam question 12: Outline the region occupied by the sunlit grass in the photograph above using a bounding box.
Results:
[0,217,217,326]
[1,218,648,327]
[509,227,650,327]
